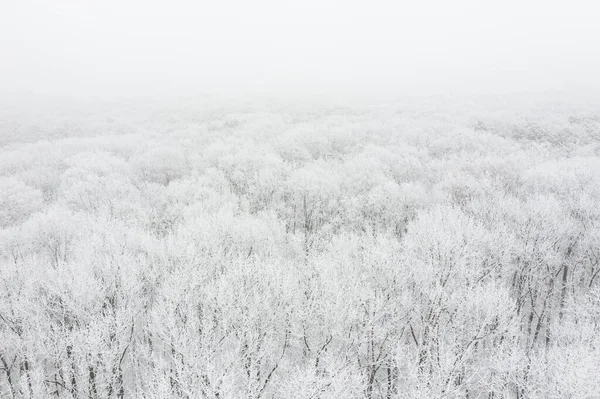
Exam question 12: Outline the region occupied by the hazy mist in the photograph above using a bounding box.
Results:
[2,0,599,100]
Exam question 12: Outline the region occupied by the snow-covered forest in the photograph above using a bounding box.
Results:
[1,97,600,399]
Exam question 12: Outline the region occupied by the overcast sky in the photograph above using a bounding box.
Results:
[1,0,599,99]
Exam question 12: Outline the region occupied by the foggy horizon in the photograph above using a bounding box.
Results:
[2,0,600,101]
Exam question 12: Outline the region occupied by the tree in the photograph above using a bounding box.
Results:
[0,177,44,228]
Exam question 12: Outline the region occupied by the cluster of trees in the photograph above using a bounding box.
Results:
[1,99,599,398]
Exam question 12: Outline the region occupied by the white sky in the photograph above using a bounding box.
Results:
[1,0,599,99]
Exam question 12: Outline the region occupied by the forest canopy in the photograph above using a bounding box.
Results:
[1,96,600,398]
